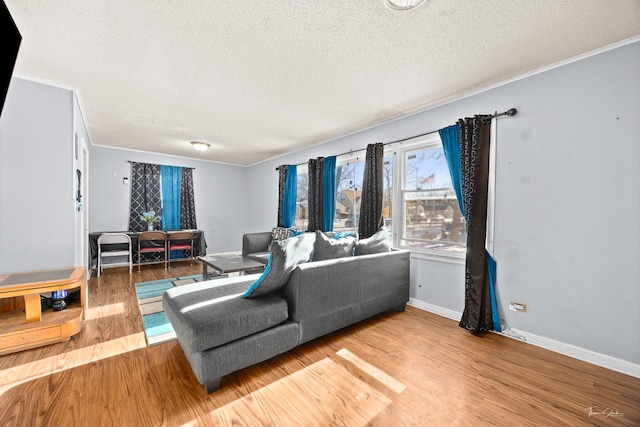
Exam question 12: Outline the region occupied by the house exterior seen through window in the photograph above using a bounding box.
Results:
[399,136,466,253]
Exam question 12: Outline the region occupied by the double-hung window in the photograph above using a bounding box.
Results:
[397,134,466,254]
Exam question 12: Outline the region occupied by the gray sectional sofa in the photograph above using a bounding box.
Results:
[163,230,410,393]
[242,230,272,264]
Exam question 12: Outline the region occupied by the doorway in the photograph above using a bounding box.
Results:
[74,134,89,278]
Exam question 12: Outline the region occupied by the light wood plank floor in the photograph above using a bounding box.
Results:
[0,263,638,426]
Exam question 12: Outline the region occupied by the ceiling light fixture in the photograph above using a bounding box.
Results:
[383,0,427,11]
[190,141,211,151]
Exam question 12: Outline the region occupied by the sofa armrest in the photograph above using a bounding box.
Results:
[242,232,272,257]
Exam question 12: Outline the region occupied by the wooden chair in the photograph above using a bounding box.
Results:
[167,231,194,268]
[97,233,132,277]
[137,231,167,272]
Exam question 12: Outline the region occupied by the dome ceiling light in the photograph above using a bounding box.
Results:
[383,0,427,11]
[190,141,211,151]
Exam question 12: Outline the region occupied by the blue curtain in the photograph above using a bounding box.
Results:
[322,156,336,231]
[486,250,501,332]
[160,165,182,230]
[439,123,500,333]
[439,125,465,217]
[282,165,297,228]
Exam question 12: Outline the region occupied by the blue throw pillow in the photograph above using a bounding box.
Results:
[243,232,316,298]
[332,231,356,240]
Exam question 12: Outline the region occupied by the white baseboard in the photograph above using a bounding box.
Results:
[505,328,640,379]
[408,298,462,321]
[408,298,640,379]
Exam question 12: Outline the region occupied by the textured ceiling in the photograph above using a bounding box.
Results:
[6,1,640,166]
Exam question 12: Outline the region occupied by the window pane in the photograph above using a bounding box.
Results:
[334,161,363,231]
[401,145,465,252]
[294,153,393,233]
[295,171,308,230]
[382,156,393,228]
[332,155,393,231]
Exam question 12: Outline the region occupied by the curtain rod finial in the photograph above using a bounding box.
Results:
[506,108,517,117]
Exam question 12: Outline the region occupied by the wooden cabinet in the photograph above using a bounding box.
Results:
[0,267,86,355]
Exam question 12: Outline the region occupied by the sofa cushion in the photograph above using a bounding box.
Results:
[163,278,289,353]
[312,230,356,261]
[355,228,391,255]
[243,232,316,298]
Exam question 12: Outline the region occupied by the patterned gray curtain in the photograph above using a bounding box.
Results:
[458,116,493,333]
[128,162,161,231]
[358,143,384,239]
[307,157,324,232]
[180,167,197,229]
[277,165,287,227]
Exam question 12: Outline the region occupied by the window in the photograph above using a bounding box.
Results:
[334,159,363,231]
[287,134,475,257]
[398,135,465,253]
[293,151,394,233]
[295,167,308,230]
[334,153,394,231]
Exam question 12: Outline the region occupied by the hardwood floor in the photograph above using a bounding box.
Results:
[0,263,638,426]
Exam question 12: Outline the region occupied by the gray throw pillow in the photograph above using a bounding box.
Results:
[243,232,316,298]
[355,228,391,255]
[312,230,356,261]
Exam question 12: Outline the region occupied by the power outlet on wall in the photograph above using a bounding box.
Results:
[509,302,527,312]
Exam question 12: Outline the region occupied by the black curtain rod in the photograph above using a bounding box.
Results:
[276,108,518,170]
[126,160,194,170]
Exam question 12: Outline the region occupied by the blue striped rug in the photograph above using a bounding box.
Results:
[135,275,203,346]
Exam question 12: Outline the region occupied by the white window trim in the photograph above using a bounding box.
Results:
[391,129,496,262]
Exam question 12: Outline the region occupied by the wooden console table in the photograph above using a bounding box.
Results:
[0,267,86,355]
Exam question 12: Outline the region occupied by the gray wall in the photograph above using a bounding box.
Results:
[88,146,248,254]
[246,42,640,367]
[0,78,76,273]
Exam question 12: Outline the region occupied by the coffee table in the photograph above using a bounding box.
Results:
[199,253,265,280]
